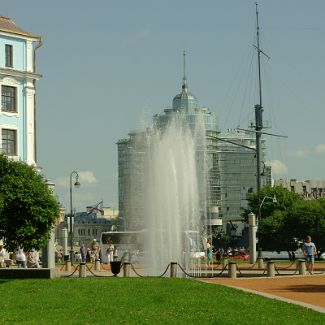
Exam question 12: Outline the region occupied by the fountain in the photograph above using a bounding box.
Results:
[131,112,206,276]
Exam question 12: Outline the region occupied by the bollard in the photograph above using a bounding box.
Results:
[228,262,237,279]
[257,257,264,269]
[298,259,306,275]
[267,261,275,277]
[170,262,177,278]
[79,262,86,278]
[65,260,71,272]
[295,258,300,269]
[123,262,131,277]
[94,259,101,271]
[222,257,228,268]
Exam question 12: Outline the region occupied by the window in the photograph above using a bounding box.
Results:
[2,129,17,155]
[1,86,17,113]
[5,44,13,67]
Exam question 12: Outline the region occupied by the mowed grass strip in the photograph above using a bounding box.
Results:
[1,277,324,324]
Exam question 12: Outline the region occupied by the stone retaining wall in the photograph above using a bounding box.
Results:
[0,268,57,279]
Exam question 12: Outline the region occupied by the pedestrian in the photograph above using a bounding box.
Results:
[15,247,26,268]
[86,248,91,263]
[27,249,39,268]
[90,239,98,263]
[80,244,87,263]
[0,245,6,268]
[75,251,81,263]
[302,235,317,275]
[106,239,114,263]
[206,239,213,267]
[113,245,118,261]
[215,249,221,264]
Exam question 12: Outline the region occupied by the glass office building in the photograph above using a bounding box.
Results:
[117,75,270,237]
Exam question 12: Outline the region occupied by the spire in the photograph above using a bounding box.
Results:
[182,50,188,93]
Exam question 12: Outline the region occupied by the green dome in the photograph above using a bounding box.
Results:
[172,78,198,113]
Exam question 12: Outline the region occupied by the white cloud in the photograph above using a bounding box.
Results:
[288,149,309,158]
[79,171,97,184]
[267,160,288,176]
[315,144,325,154]
[55,170,97,187]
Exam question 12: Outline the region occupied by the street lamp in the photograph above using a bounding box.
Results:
[258,195,277,221]
[43,179,56,268]
[249,196,277,264]
[69,171,80,261]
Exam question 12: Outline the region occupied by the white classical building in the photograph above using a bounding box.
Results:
[0,16,42,165]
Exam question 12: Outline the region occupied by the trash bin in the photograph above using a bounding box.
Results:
[110,261,122,276]
[64,255,70,262]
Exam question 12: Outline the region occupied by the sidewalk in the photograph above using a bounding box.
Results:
[199,274,325,313]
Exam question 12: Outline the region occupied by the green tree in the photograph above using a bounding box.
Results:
[212,231,230,250]
[284,199,325,248]
[257,210,298,252]
[0,154,60,251]
[257,196,325,252]
[243,186,302,221]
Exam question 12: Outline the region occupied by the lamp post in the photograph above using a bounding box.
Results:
[258,195,277,222]
[248,212,257,264]
[248,195,277,263]
[69,171,80,261]
[42,179,56,269]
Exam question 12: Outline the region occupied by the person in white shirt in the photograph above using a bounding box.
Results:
[106,239,114,263]
[0,245,6,268]
[15,247,26,268]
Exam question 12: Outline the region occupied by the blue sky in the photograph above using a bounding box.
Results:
[3,0,325,211]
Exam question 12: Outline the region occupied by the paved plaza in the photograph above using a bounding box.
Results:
[200,274,325,313]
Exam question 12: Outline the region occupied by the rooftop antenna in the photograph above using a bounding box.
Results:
[182,50,188,92]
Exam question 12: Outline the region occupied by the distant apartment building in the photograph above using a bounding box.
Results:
[57,207,119,248]
[274,179,325,199]
[117,70,270,235]
[0,16,42,165]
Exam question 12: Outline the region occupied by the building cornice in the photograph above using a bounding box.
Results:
[0,68,42,80]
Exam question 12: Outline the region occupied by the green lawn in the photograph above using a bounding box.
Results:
[1,277,324,324]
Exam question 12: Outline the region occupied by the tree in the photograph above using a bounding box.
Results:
[284,199,325,248]
[257,210,298,252]
[243,186,302,221]
[212,231,230,250]
[244,186,325,252]
[0,154,60,251]
[257,196,325,252]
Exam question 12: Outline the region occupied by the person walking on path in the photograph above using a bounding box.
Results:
[80,244,87,263]
[302,235,317,275]
[106,239,115,263]
[206,239,213,267]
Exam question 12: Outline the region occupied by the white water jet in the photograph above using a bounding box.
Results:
[140,113,205,275]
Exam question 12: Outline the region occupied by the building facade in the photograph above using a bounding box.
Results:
[274,179,325,200]
[0,16,42,165]
[57,207,119,248]
[117,67,270,236]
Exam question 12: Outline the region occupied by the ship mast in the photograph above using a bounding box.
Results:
[255,2,264,215]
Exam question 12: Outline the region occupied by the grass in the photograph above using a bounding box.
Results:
[0,277,324,324]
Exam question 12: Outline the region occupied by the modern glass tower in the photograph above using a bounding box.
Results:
[117,54,270,238]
